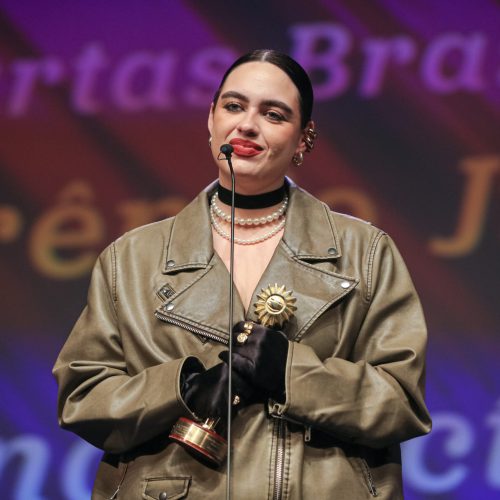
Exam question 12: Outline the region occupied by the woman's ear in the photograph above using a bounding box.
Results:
[295,120,316,155]
[303,120,317,153]
[207,102,215,136]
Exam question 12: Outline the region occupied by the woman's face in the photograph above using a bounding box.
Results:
[208,61,308,194]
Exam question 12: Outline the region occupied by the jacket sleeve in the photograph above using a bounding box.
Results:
[270,232,432,449]
[52,244,198,454]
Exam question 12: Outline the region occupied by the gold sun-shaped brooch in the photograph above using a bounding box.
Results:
[254,283,297,329]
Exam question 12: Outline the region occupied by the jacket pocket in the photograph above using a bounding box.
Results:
[142,476,191,500]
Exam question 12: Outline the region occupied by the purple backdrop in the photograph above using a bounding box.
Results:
[0,1,499,498]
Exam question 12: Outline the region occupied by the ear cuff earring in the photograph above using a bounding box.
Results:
[293,127,317,167]
[304,127,317,152]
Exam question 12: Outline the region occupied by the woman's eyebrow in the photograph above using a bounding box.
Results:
[262,99,293,116]
[220,90,249,102]
[220,91,294,116]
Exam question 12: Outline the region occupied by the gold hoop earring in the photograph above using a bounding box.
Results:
[292,152,304,167]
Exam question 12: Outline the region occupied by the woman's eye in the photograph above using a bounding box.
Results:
[266,110,286,122]
[223,102,243,112]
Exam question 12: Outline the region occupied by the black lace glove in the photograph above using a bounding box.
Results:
[220,321,289,403]
[181,359,254,421]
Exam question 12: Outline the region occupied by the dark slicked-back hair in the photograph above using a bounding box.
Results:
[213,49,313,128]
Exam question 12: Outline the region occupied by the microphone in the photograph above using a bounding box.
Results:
[220,143,234,159]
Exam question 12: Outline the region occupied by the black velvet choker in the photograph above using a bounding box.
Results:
[217,183,287,209]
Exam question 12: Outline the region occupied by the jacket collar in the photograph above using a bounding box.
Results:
[162,179,342,273]
[161,181,217,273]
[281,180,342,261]
[158,180,357,342]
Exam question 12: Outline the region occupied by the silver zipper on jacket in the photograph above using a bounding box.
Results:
[273,418,286,500]
[155,310,229,345]
[108,462,128,499]
[361,459,378,497]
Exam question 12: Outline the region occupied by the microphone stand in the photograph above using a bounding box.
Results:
[227,156,235,500]
[169,144,237,489]
[219,144,235,500]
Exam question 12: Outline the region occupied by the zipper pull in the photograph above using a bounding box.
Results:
[304,426,312,442]
[108,488,119,499]
[108,460,128,499]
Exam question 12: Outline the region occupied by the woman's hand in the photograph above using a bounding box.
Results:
[181,360,254,420]
[220,321,289,403]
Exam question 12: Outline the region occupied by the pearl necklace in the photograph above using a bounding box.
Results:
[211,192,288,226]
[209,202,286,245]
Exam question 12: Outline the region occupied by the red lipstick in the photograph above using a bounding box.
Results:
[229,138,263,157]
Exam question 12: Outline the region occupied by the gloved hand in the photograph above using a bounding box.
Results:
[181,359,254,420]
[220,321,289,403]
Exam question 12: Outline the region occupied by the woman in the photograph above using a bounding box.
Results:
[54,50,431,499]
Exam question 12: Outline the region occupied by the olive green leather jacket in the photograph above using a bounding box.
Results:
[53,182,431,499]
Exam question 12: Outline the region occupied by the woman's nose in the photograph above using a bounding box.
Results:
[236,112,259,136]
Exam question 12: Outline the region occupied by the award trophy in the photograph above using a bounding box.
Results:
[169,415,228,466]
[169,283,296,466]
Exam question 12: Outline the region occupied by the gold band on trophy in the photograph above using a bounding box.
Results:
[169,417,227,465]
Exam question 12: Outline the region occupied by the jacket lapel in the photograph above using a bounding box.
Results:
[155,181,358,344]
[246,184,359,341]
[155,183,245,343]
